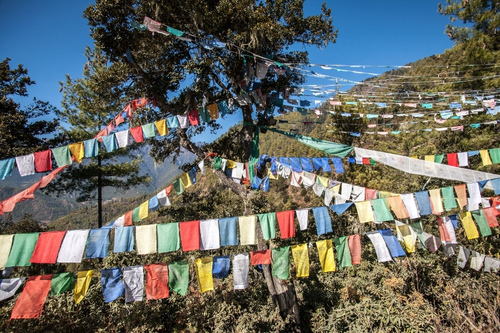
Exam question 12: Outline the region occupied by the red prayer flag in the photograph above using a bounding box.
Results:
[276,210,295,239]
[365,188,378,200]
[34,150,52,173]
[123,211,133,226]
[145,264,169,300]
[447,153,459,167]
[10,275,52,319]
[250,250,271,265]
[165,185,173,196]
[362,157,371,165]
[129,126,144,143]
[114,113,125,126]
[30,231,66,264]
[188,109,200,126]
[436,217,452,242]
[179,220,200,251]
[483,207,500,227]
[124,104,133,119]
[347,234,361,265]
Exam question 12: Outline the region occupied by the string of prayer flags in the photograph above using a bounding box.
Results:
[168,261,189,296]
[0,278,25,302]
[5,233,40,267]
[316,240,335,273]
[10,275,52,319]
[291,243,310,278]
[85,229,111,259]
[101,268,125,303]
[334,236,353,268]
[212,256,230,279]
[123,266,144,303]
[145,264,169,300]
[233,254,250,290]
[57,230,89,263]
[74,270,93,304]
[180,220,200,251]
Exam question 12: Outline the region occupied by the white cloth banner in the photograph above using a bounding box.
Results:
[123,265,144,303]
[354,147,498,190]
[366,231,392,262]
[296,208,309,231]
[57,230,90,263]
[200,219,220,250]
[233,253,249,290]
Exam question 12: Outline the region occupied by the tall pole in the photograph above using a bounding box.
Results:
[97,154,102,228]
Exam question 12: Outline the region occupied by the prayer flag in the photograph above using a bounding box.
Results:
[371,198,394,222]
[50,272,75,296]
[5,233,40,267]
[258,212,276,240]
[101,134,118,152]
[483,207,500,227]
[272,247,290,280]
[10,275,52,319]
[276,210,295,239]
[354,201,374,223]
[312,206,332,235]
[57,229,89,263]
[101,268,124,303]
[219,217,238,246]
[378,229,406,257]
[187,109,200,126]
[295,208,309,230]
[30,231,66,264]
[168,261,189,296]
[396,222,416,253]
[447,153,458,167]
[334,236,353,268]
[330,202,353,215]
[34,150,52,172]
[316,240,335,273]
[471,209,492,237]
[74,270,93,304]
[385,196,409,219]
[113,226,135,253]
[142,123,156,138]
[291,244,309,278]
[366,231,392,262]
[179,220,200,251]
[51,146,72,167]
[139,201,149,220]
[347,234,362,264]
[136,224,157,255]
[238,216,257,245]
[200,219,220,250]
[85,229,110,259]
[123,266,144,303]
[157,223,180,253]
[0,158,15,180]
[415,191,432,216]
[250,250,272,265]
[0,278,25,302]
[68,142,84,163]
[0,235,14,270]
[441,186,457,211]
[479,150,492,166]
[454,184,468,208]
[429,189,444,214]
[130,126,144,142]
[459,211,480,239]
[233,254,250,290]
[145,264,169,300]
[212,256,230,278]
[489,148,500,164]
[155,119,168,136]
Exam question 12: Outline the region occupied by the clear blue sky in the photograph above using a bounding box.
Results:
[0,0,455,143]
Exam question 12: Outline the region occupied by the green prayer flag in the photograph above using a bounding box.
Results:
[50,272,75,296]
[489,148,500,164]
[371,198,394,222]
[157,223,180,253]
[51,146,72,167]
[168,261,190,296]
[434,154,444,164]
[5,233,40,267]
[173,178,184,195]
[258,212,276,240]
[410,222,427,250]
[441,186,457,211]
[141,123,156,138]
[132,206,141,222]
[212,156,222,170]
[272,246,290,280]
[166,26,184,36]
[334,236,352,269]
[471,209,492,237]
[199,107,211,123]
[261,127,353,157]
[247,158,257,183]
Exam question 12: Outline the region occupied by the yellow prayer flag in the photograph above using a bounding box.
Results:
[268,169,278,180]
[154,119,168,136]
[396,224,415,253]
[354,201,374,223]
[424,155,435,163]
[316,239,335,273]
[195,257,214,293]
[69,142,85,163]
[459,211,480,240]
[74,270,93,304]
[180,173,193,188]
[239,216,257,245]
[331,184,340,194]
[317,176,329,188]
[428,189,444,214]
[226,160,236,169]
[479,150,492,166]
[291,243,309,278]
[207,104,219,120]
[139,201,149,220]
[136,224,157,254]
[0,235,14,270]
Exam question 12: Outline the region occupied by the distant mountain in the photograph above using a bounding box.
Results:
[0,145,196,224]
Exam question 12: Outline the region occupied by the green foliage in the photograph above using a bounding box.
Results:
[0,58,61,158]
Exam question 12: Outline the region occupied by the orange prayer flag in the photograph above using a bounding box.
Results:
[10,275,52,319]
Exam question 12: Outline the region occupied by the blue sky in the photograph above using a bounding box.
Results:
[0,0,455,143]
